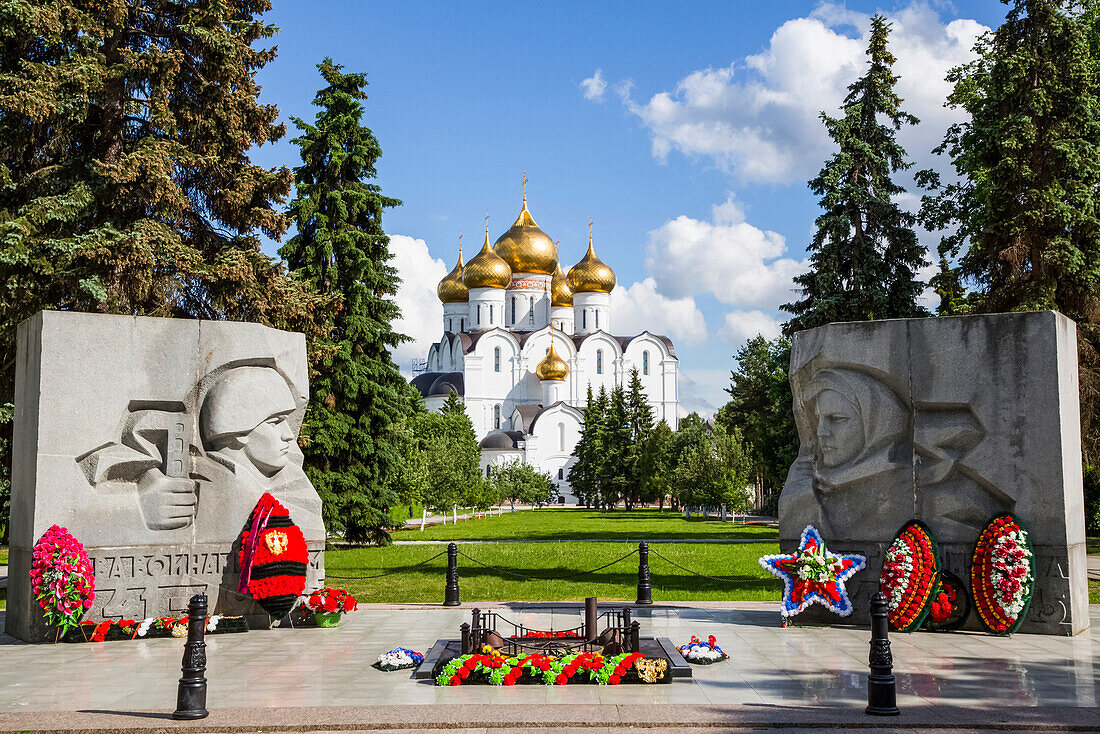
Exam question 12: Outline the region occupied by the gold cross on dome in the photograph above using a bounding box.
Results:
[458,232,462,257]
[485,211,490,235]
[522,170,528,203]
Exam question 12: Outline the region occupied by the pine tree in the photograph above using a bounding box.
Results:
[784,15,928,334]
[280,59,406,544]
[0,1,331,533]
[919,0,1100,463]
[637,419,673,508]
[441,391,465,416]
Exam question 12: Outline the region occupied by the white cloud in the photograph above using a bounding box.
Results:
[389,234,447,375]
[623,2,987,184]
[580,69,608,101]
[646,197,806,308]
[719,310,784,343]
[610,277,708,346]
[677,368,731,419]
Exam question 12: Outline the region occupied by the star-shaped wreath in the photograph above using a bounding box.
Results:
[759,525,866,618]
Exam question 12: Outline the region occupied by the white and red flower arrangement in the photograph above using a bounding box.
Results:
[302,587,358,615]
[971,514,1035,634]
[758,525,866,618]
[677,635,728,664]
[30,525,95,638]
[879,520,941,632]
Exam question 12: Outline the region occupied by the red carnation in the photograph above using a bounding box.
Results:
[609,674,621,685]
[504,676,515,686]
[555,674,567,685]
[458,667,469,679]
[450,675,461,686]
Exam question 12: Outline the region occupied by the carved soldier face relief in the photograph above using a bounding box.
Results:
[814,389,864,468]
[240,413,295,476]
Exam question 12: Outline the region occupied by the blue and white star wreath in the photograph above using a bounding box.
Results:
[758,525,866,618]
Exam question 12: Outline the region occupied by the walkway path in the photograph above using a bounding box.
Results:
[393,538,776,544]
[2,603,1100,731]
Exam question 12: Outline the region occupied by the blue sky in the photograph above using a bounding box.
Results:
[251,1,1010,415]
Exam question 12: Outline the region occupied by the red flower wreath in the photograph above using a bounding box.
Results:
[879,520,941,632]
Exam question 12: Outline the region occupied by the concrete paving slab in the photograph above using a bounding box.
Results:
[1,604,1099,731]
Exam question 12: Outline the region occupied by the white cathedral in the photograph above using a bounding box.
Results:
[410,192,679,502]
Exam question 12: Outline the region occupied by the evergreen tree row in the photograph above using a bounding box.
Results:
[570,370,753,512]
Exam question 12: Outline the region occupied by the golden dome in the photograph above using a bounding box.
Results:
[550,261,573,307]
[535,340,569,381]
[493,199,557,275]
[463,230,512,290]
[567,233,616,294]
[437,248,469,303]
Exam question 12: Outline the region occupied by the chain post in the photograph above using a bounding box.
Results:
[866,592,900,716]
[636,541,653,605]
[444,542,460,606]
[172,594,209,720]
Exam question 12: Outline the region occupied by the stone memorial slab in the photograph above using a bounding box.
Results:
[7,311,325,642]
[779,311,1087,635]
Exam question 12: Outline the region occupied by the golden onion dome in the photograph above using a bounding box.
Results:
[463,230,512,290]
[535,341,569,381]
[567,233,616,294]
[493,198,557,275]
[550,261,573,307]
[437,248,469,303]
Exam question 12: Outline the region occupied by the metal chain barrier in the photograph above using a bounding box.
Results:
[648,547,758,584]
[326,549,448,579]
[457,548,637,582]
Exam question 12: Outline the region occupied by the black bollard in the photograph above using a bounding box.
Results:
[172,594,209,720]
[444,542,460,606]
[585,597,598,643]
[629,620,640,653]
[636,541,653,605]
[865,592,900,716]
[460,622,470,654]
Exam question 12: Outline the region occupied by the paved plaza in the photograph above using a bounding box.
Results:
[3,603,1100,731]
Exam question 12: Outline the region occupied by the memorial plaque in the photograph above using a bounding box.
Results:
[7,311,326,641]
[779,312,1087,635]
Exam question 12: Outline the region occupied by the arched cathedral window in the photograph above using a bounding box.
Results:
[494,347,501,372]
[494,404,501,430]
[643,351,649,375]
[596,349,603,374]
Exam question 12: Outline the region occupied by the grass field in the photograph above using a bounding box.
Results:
[326,541,781,604]
[391,508,778,542]
[0,546,7,565]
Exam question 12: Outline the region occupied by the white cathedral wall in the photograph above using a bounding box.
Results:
[575,332,620,397]
[526,407,583,502]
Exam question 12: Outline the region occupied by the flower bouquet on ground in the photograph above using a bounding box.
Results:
[63,615,248,643]
[374,647,425,671]
[677,635,728,664]
[301,587,357,626]
[30,525,95,641]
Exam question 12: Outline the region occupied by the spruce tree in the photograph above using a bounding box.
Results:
[919,0,1100,463]
[599,386,632,510]
[568,385,600,507]
[0,1,329,533]
[784,15,928,334]
[281,59,406,544]
[624,368,655,508]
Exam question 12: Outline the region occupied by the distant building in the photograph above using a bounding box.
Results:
[410,192,678,501]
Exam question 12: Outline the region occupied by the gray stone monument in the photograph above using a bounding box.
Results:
[779,311,1087,635]
[7,311,326,642]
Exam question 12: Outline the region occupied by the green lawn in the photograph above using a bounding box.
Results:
[391,508,778,542]
[326,541,781,604]
[0,546,7,565]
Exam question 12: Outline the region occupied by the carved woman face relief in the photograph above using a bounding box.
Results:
[240,413,295,476]
[815,389,864,468]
